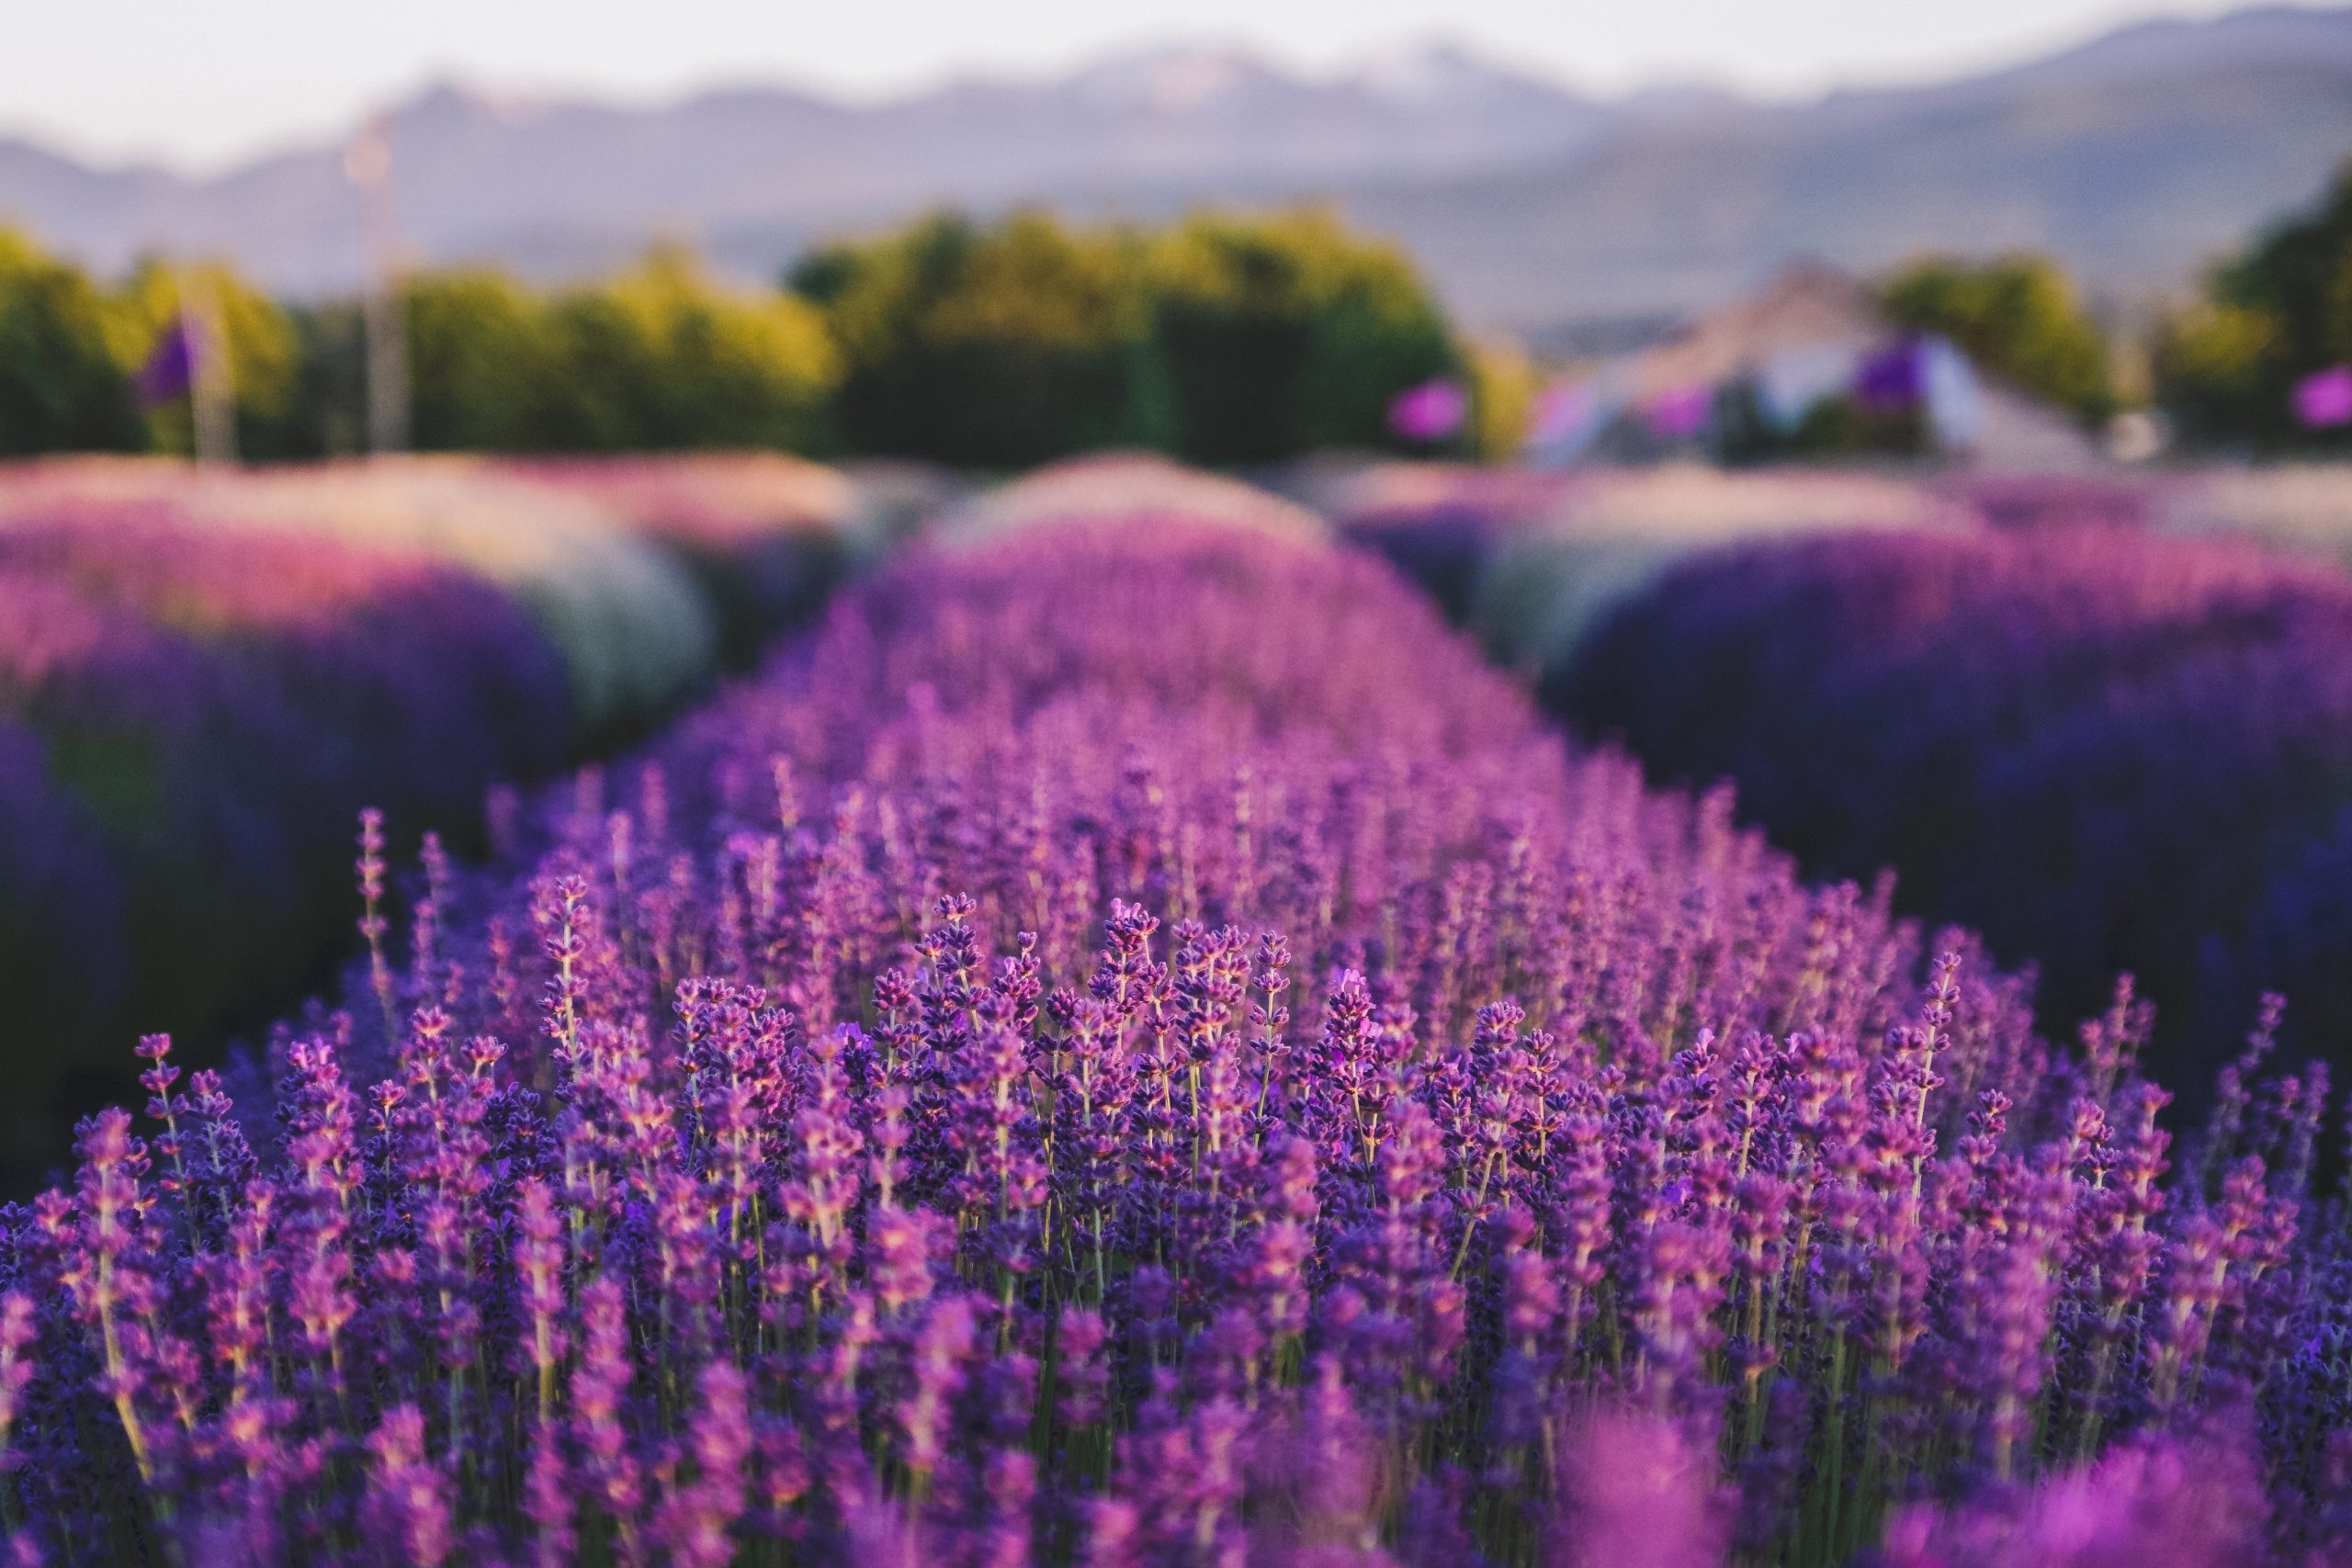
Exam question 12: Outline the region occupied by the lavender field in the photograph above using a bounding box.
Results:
[0,455,2345,1565]
[20,0,2352,1555]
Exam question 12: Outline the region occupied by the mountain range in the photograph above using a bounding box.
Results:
[4,5,2350,330]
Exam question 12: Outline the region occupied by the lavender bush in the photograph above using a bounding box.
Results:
[1464,467,1965,683]
[2207,807,2352,1088]
[0,514,573,1178]
[1935,473,2151,534]
[1310,462,1577,624]
[4,519,2342,1564]
[0,455,886,1186]
[0,716,122,1078]
[507,457,870,670]
[1311,466,2155,646]
[936,452,1328,546]
[0,461,718,742]
[1288,464,1966,667]
[1555,523,2352,1092]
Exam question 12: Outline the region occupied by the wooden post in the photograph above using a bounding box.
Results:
[345,118,409,455]
[179,269,238,466]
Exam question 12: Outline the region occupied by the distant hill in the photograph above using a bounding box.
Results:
[1348,6,2352,323]
[5,6,2351,329]
[0,43,1612,299]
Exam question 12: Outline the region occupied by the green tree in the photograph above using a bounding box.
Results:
[536,248,837,452]
[270,302,367,457]
[791,212,1159,467]
[110,257,302,457]
[1145,209,1460,464]
[787,207,1465,467]
[2153,161,2352,446]
[0,229,141,456]
[404,268,551,451]
[1881,254,2115,423]
[2152,300,2282,446]
[379,250,840,455]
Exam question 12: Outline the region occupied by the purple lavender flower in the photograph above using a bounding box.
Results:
[1547,1408,1732,1568]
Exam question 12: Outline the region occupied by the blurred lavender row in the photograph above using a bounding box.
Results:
[3,491,2340,1562]
[1314,460,2352,1099]
[0,456,884,1183]
[1557,525,2352,1096]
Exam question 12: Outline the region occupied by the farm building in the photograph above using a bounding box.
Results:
[1531,262,2106,469]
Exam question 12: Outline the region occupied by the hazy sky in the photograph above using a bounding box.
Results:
[0,0,2301,170]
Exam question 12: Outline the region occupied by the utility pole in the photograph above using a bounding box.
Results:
[345,117,409,455]
[179,268,239,465]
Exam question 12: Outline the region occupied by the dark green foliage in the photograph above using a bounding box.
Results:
[1147,210,1460,463]
[791,208,1463,468]
[0,209,1456,465]
[1882,253,2114,423]
[2153,299,2278,447]
[0,229,141,457]
[1713,380,1926,465]
[791,212,1159,467]
[277,302,368,457]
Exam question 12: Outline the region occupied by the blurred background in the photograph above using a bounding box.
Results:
[6,0,2352,464]
[7,0,2352,1186]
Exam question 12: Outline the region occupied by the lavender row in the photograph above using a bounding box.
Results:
[0,519,572,1168]
[0,457,874,741]
[1313,463,2346,1089]
[0,457,868,1184]
[1316,465,2149,653]
[4,517,2342,1563]
[1312,463,1966,683]
[1554,523,2352,1095]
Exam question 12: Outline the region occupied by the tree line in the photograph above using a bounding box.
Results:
[0,209,1464,467]
[17,166,2352,462]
